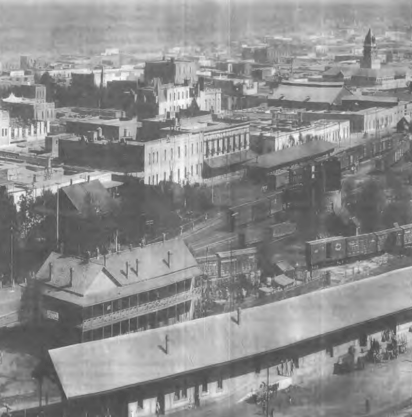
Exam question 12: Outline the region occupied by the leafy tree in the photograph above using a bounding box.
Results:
[354,179,386,232]
[0,187,17,280]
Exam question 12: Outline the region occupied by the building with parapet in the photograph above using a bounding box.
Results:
[144,58,197,86]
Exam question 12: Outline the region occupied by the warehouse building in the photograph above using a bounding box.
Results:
[49,267,412,416]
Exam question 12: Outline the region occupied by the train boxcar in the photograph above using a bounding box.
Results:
[374,228,402,252]
[267,191,283,215]
[306,236,347,268]
[401,224,412,246]
[346,233,377,259]
[267,170,289,190]
[238,227,265,248]
[267,222,297,240]
[252,198,271,222]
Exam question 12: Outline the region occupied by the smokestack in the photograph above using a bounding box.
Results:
[167,251,173,268]
[165,335,169,354]
[69,267,73,287]
[237,307,242,325]
[126,261,129,279]
[135,259,139,276]
[48,262,53,281]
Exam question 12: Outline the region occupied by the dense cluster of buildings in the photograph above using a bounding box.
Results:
[1,21,412,417]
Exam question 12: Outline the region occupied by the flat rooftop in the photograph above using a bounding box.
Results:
[62,117,139,127]
[50,265,412,400]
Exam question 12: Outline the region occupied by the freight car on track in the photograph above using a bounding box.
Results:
[227,191,283,232]
[306,223,412,269]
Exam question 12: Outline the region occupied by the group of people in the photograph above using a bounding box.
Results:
[277,359,295,377]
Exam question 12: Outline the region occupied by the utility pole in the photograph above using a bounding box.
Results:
[10,226,14,286]
[266,366,270,417]
[56,187,60,250]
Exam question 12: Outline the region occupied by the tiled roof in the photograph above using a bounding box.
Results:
[49,266,412,400]
[61,180,119,217]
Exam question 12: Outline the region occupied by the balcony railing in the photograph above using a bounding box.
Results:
[80,290,199,330]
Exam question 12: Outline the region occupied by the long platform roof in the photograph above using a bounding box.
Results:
[49,266,412,400]
[245,140,335,170]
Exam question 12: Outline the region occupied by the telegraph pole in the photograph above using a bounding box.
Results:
[56,187,60,250]
[10,226,14,286]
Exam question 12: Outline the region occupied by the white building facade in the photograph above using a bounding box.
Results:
[144,132,204,185]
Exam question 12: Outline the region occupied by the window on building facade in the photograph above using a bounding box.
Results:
[113,322,121,336]
[174,93,176,101]
[196,164,198,175]
[178,147,181,158]
[156,174,158,184]
[92,328,103,341]
[202,376,208,393]
[174,386,180,401]
[178,92,180,100]
[178,169,180,182]
[182,380,188,398]
[130,294,138,307]
[191,165,193,176]
[184,167,187,178]
[103,325,112,339]
[149,153,152,165]
[217,375,223,390]
[103,301,112,314]
[191,143,194,155]
[171,149,174,160]
[121,320,129,334]
[185,145,187,156]
[130,316,138,332]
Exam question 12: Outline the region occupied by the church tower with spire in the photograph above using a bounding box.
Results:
[361,28,380,69]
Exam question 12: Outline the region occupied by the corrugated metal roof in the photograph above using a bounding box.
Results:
[50,265,412,400]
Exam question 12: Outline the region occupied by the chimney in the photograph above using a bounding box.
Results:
[48,262,53,281]
[135,259,139,276]
[237,307,242,325]
[126,261,129,279]
[69,267,73,287]
[165,334,169,354]
[167,251,173,268]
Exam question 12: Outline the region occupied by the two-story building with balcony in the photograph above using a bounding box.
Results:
[34,239,202,346]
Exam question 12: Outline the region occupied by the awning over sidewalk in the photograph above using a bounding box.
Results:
[205,150,257,169]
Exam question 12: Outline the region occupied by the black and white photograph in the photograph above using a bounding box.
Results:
[1,0,412,416]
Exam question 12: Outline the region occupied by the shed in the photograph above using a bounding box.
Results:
[273,260,295,279]
[273,274,295,289]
